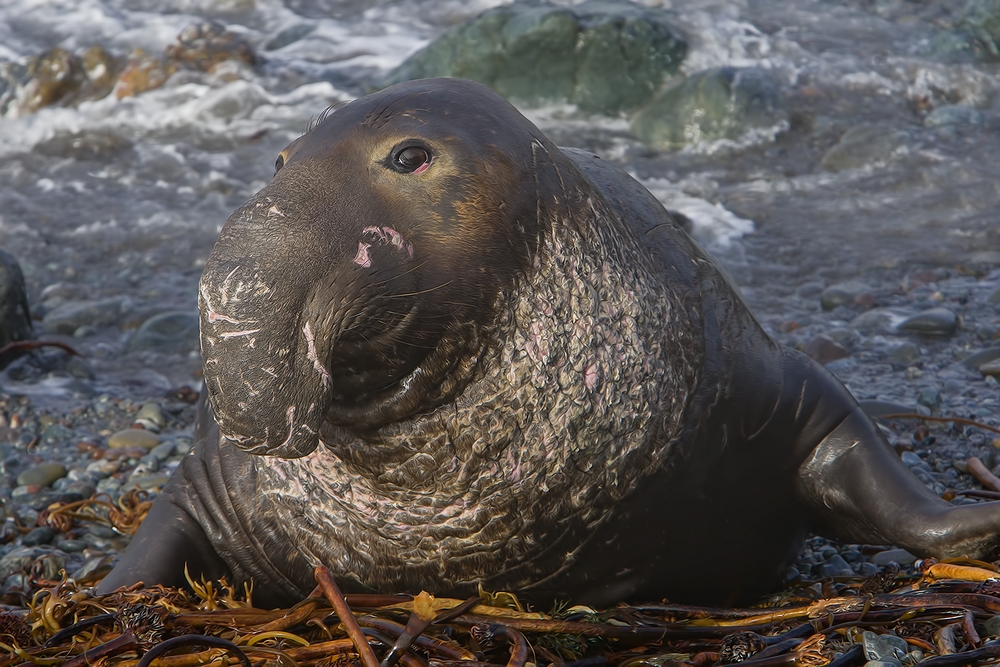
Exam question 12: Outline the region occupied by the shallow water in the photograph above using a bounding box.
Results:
[0,0,998,407]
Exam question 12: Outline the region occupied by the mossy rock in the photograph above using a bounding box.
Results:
[0,249,33,367]
[384,0,687,115]
[630,66,786,150]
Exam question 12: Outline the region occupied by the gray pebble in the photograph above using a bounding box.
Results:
[66,356,95,379]
[22,526,56,546]
[862,630,908,663]
[133,401,166,432]
[131,474,170,490]
[889,342,921,367]
[841,549,862,563]
[56,539,88,553]
[42,297,131,334]
[125,311,199,354]
[11,505,39,526]
[983,615,1000,637]
[962,347,1000,371]
[896,308,958,336]
[900,451,923,467]
[821,281,869,310]
[149,441,176,461]
[796,282,824,298]
[819,554,854,577]
[16,462,67,488]
[71,555,114,583]
[23,490,84,511]
[174,436,193,455]
[0,546,63,581]
[924,104,982,128]
[871,548,917,566]
[858,562,879,577]
[804,334,850,365]
[969,250,1000,266]
[851,308,900,335]
[917,387,942,410]
[86,524,118,539]
[824,357,855,375]
[820,124,908,172]
[95,477,122,496]
[62,480,96,498]
[136,454,161,472]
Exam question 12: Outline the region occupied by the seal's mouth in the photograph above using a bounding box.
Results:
[197,196,472,457]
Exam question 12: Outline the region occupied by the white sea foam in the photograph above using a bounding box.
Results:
[638,176,755,247]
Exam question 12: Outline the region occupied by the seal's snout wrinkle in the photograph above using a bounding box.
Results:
[100,77,1000,609]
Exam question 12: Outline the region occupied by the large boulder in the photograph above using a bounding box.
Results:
[959,0,1000,61]
[630,67,787,150]
[384,1,687,115]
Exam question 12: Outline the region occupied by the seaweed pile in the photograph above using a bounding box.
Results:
[6,555,1000,667]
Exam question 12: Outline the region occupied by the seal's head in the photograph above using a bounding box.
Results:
[199,78,568,457]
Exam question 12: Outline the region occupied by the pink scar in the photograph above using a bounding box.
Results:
[353,242,372,268]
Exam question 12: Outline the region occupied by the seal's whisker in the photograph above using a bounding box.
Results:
[387,281,454,298]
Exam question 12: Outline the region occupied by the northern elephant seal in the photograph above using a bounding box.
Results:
[98,78,1000,607]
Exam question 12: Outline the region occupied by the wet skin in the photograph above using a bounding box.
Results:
[98,78,1000,608]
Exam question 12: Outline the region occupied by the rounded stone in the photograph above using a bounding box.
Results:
[15,463,67,488]
[803,334,850,365]
[133,401,167,431]
[384,2,687,115]
[820,281,869,311]
[889,342,921,367]
[960,348,1000,370]
[870,548,917,566]
[981,359,1000,378]
[56,539,88,553]
[917,387,942,410]
[862,630,908,664]
[107,428,161,451]
[895,308,958,336]
[125,311,200,354]
[22,526,56,547]
[131,474,171,491]
[148,441,176,461]
[923,104,983,128]
[819,553,853,578]
[983,615,1000,638]
[850,308,900,335]
[631,66,786,149]
[821,124,908,172]
[42,297,131,335]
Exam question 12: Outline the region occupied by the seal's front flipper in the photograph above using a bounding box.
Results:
[95,497,229,595]
[797,407,1000,560]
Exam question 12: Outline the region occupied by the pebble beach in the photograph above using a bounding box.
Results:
[0,0,999,611]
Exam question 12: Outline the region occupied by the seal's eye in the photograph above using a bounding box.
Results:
[391,145,431,174]
[274,154,285,175]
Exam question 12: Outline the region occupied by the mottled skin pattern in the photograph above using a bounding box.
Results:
[99,78,1000,608]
